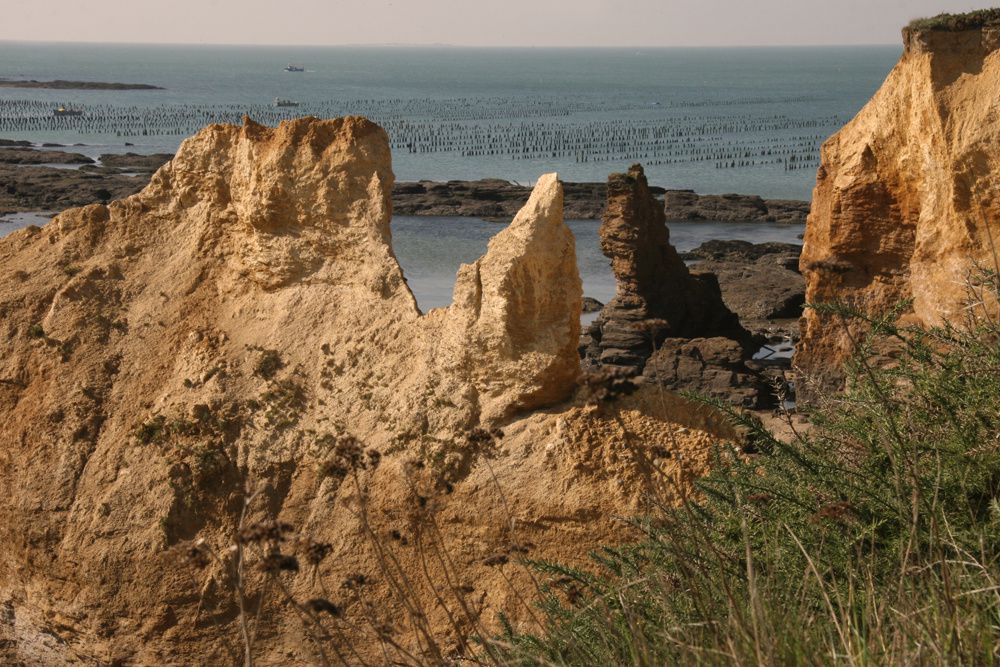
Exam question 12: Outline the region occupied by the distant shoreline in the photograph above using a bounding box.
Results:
[0,79,163,90]
[0,144,809,222]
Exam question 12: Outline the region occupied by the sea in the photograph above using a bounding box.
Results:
[0,42,900,311]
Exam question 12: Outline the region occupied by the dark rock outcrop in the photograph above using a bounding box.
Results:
[0,147,94,165]
[664,190,809,224]
[98,152,174,172]
[682,240,805,333]
[0,164,147,214]
[0,144,810,225]
[391,179,643,219]
[581,165,752,376]
[642,337,768,407]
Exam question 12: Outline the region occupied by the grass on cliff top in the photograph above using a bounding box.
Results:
[909,8,1000,31]
[495,274,1000,666]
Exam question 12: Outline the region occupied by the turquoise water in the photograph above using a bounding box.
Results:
[0,42,900,200]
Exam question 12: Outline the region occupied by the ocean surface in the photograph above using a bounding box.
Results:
[0,42,900,199]
[1,43,891,310]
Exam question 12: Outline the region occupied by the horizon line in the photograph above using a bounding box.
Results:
[0,37,902,50]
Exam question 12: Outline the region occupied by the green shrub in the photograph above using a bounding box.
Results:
[498,275,1000,665]
[909,8,1000,31]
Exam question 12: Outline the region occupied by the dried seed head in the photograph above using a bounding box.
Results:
[466,428,492,446]
[508,543,531,555]
[185,544,211,569]
[649,445,671,459]
[811,500,856,524]
[304,541,333,566]
[342,573,370,590]
[307,598,343,618]
[238,520,295,546]
[260,553,300,574]
[483,553,509,567]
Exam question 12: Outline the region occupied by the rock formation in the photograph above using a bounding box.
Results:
[642,337,768,408]
[580,165,768,407]
[582,165,751,372]
[0,118,735,665]
[681,240,805,332]
[796,25,1000,393]
[663,190,809,225]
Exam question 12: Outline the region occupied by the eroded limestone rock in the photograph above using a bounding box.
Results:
[796,26,1000,394]
[0,117,733,665]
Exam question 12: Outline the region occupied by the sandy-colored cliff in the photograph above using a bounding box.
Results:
[796,26,1000,391]
[0,117,733,665]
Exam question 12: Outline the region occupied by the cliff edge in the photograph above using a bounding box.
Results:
[796,23,1000,393]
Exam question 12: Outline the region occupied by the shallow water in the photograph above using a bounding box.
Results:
[0,211,53,233]
[392,216,803,312]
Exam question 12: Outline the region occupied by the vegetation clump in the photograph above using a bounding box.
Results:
[498,276,1000,665]
[909,8,1000,31]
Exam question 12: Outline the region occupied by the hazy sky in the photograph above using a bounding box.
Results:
[2,0,989,47]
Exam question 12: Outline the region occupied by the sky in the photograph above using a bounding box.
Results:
[1,0,991,47]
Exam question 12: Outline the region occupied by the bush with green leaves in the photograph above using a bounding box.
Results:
[497,273,1000,666]
[909,8,1000,32]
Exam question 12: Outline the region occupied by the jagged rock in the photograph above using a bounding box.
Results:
[0,117,735,665]
[428,172,582,422]
[796,26,1000,395]
[582,296,604,312]
[680,239,802,263]
[582,164,752,376]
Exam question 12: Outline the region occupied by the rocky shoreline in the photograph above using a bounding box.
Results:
[0,79,163,90]
[0,145,810,222]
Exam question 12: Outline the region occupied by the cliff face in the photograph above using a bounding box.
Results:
[0,118,731,665]
[796,27,1000,391]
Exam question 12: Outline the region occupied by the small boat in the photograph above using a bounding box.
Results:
[53,106,83,117]
[273,98,300,108]
[284,64,305,72]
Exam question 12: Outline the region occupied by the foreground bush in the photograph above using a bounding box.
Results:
[498,277,1000,666]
